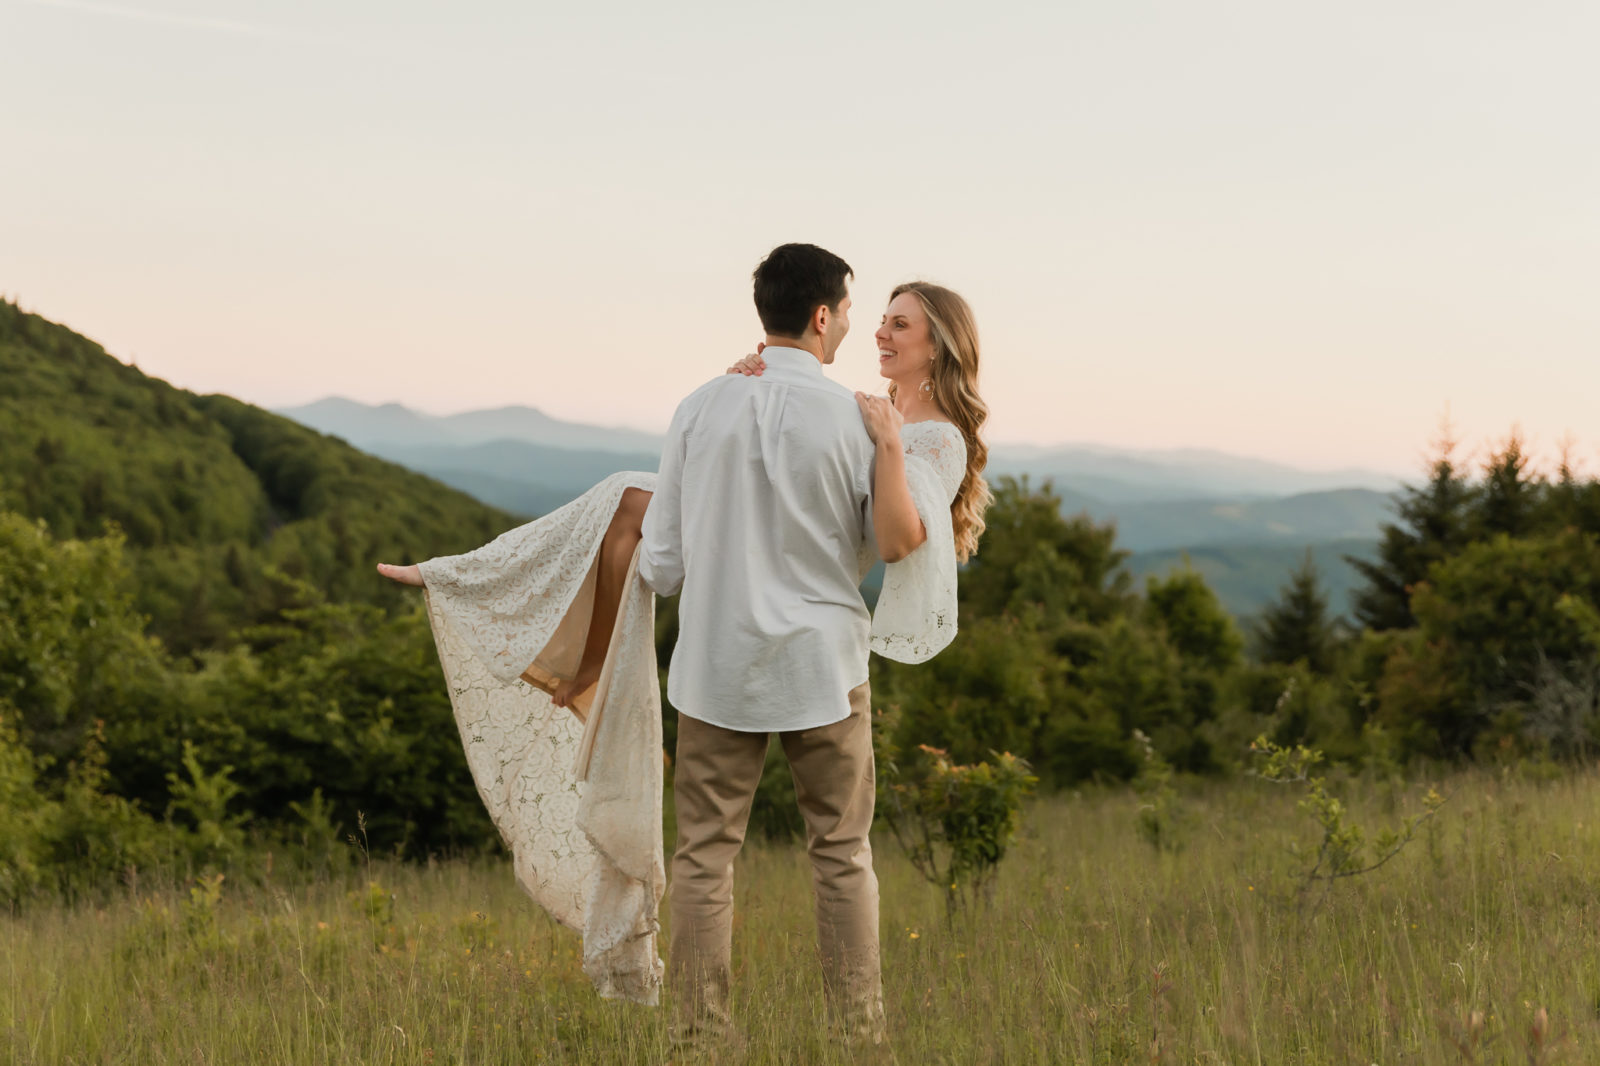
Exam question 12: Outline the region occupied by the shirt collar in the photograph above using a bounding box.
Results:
[759,346,826,376]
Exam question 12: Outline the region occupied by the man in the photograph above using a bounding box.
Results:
[637,243,885,1048]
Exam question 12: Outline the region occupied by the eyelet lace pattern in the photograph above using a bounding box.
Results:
[420,471,665,1005]
[869,421,966,664]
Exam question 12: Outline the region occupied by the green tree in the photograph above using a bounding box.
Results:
[1144,566,1243,671]
[0,513,167,765]
[0,299,515,656]
[1405,530,1600,754]
[1545,442,1600,536]
[1253,551,1338,675]
[1473,429,1542,540]
[958,476,1132,624]
[1348,427,1475,632]
[1143,567,1244,770]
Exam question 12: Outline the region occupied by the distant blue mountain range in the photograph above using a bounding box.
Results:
[276,397,1402,617]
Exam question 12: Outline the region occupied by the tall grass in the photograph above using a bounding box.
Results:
[6,766,1599,1064]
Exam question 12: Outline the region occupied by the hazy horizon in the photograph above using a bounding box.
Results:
[272,390,1417,477]
[4,0,1596,476]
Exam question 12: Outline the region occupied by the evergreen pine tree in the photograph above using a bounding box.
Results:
[1544,435,1600,535]
[1475,428,1541,538]
[1347,420,1475,631]
[1254,550,1337,674]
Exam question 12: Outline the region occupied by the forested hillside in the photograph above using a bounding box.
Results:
[5,298,1600,903]
[0,300,514,653]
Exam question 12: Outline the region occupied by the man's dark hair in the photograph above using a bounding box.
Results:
[752,243,853,338]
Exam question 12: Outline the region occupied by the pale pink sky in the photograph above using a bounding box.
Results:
[3,0,1597,476]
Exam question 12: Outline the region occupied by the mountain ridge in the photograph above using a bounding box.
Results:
[0,302,515,653]
[276,397,1402,502]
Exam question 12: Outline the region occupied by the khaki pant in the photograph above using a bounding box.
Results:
[669,681,884,1045]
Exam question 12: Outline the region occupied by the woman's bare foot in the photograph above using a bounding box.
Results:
[376,563,424,587]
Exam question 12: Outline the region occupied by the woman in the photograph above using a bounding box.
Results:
[725,280,992,664]
[373,281,990,1002]
[381,281,990,682]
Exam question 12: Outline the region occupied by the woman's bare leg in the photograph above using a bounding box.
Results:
[553,488,652,707]
[376,563,424,586]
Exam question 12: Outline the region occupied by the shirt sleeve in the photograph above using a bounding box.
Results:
[638,391,698,596]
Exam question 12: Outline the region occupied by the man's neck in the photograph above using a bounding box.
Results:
[764,335,825,364]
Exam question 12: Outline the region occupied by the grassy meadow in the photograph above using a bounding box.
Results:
[6,766,1600,1065]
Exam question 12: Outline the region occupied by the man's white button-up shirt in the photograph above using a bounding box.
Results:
[638,346,876,732]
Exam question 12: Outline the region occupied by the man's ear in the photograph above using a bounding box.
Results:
[812,303,830,337]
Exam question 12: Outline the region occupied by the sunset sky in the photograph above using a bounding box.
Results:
[3,0,1596,476]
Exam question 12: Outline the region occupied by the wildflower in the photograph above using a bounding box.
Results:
[909,932,920,940]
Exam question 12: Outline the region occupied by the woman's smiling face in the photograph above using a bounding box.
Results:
[874,291,935,382]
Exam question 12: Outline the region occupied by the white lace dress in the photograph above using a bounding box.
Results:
[416,423,965,1004]
[872,419,966,663]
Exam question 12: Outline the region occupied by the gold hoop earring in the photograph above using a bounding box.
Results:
[919,377,934,398]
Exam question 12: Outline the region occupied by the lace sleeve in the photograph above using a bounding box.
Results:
[903,422,968,505]
[869,423,966,664]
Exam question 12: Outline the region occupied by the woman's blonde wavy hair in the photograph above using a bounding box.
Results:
[884,281,992,563]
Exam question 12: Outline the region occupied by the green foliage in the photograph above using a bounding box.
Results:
[0,512,496,891]
[874,707,1036,919]
[0,704,50,901]
[1559,594,1600,653]
[1348,428,1477,632]
[0,302,269,550]
[1340,424,1600,761]
[1252,550,1339,675]
[1473,430,1539,540]
[1250,734,1444,910]
[16,295,1600,898]
[0,707,170,905]
[874,480,1232,789]
[10,778,1595,1064]
[0,299,514,655]
[1143,567,1242,671]
[145,595,496,856]
[182,872,231,954]
[958,476,1132,623]
[1131,729,1187,852]
[0,511,164,763]
[1383,529,1600,756]
[1414,530,1600,700]
[164,741,250,869]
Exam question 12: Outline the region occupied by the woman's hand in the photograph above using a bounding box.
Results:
[854,392,903,446]
[726,343,767,376]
